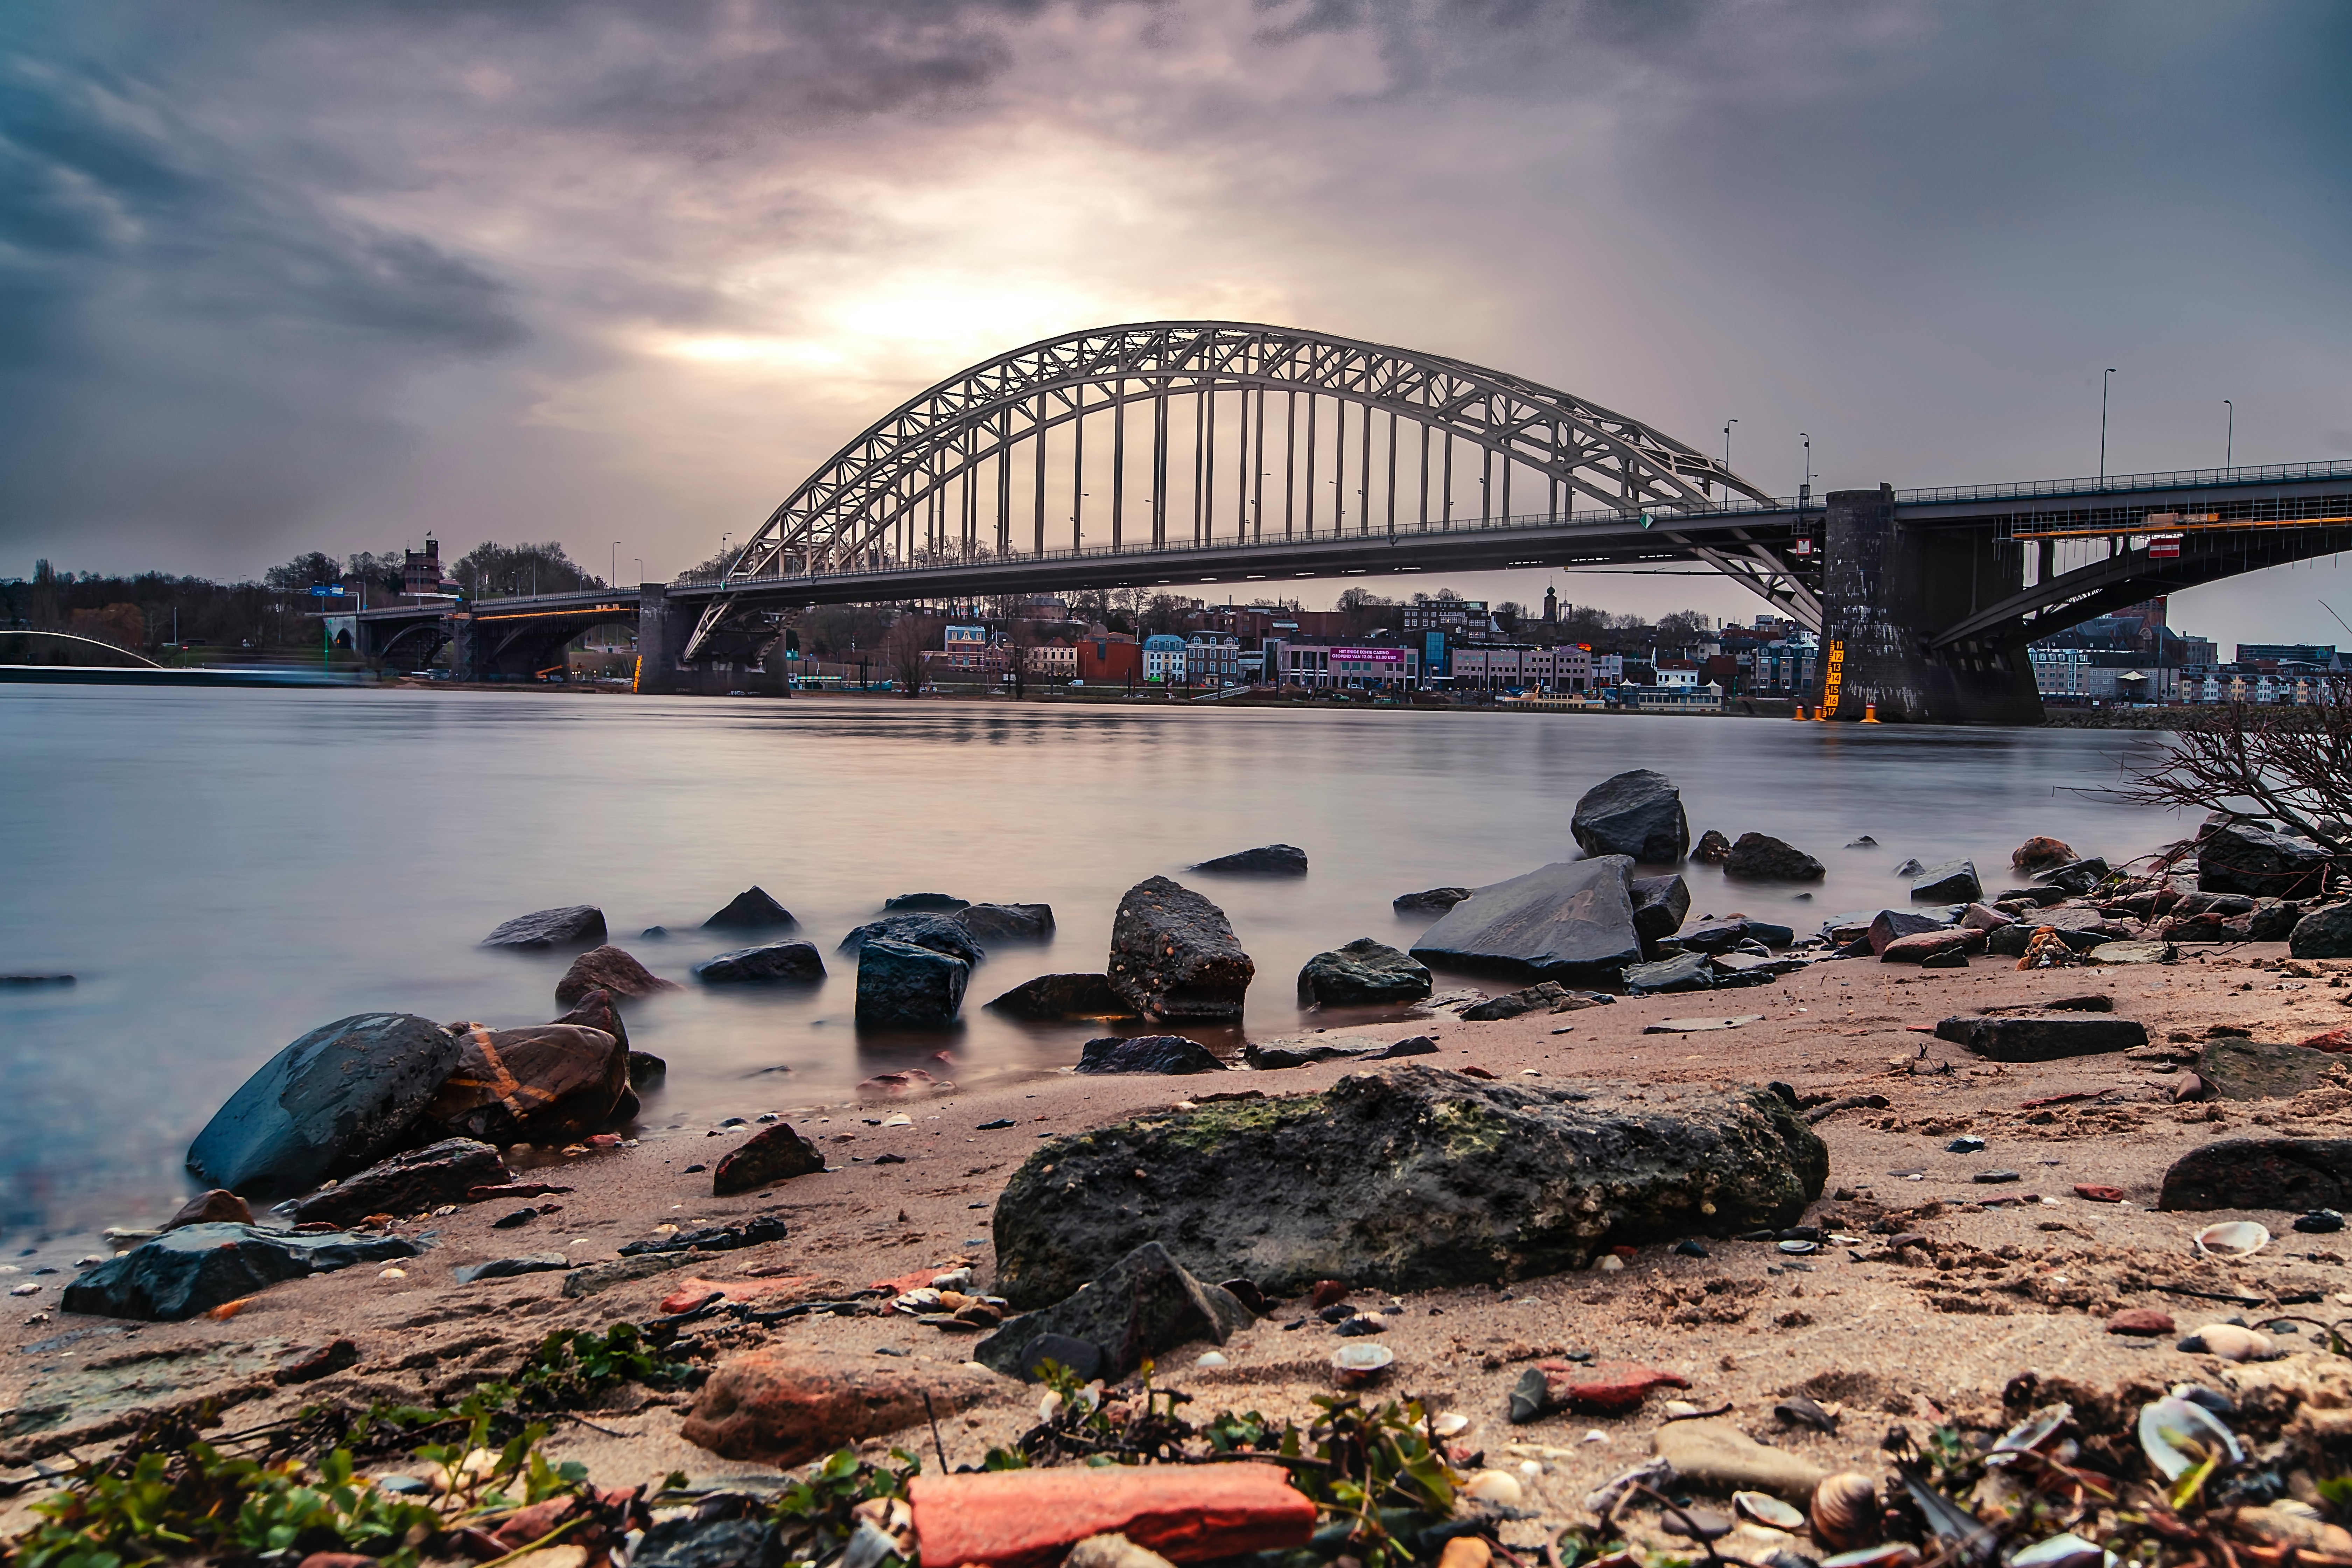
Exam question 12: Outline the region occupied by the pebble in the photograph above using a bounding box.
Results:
[1973,1170,2022,1184]
[1598,1255,1625,1272]
[2106,1307,2176,1337]
[2295,1210,2346,1234]
[378,1267,407,1280]
[1675,1239,1710,1258]
[2180,1323,2276,1361]
[976,1119,1016,1130]
[8,1283,39,1296]
[1195,1351,1228,1367]
[1946,1136,1986,1153]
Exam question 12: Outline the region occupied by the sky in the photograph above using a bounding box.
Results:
[4,0,2350,650]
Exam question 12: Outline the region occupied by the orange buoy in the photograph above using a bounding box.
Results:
[1792,704,1807,720]
[1862,703,1880,723]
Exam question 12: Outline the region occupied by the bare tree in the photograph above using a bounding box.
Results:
[1005,618,1042,699]
[882,612,940,698]
[2097,681,2351,855]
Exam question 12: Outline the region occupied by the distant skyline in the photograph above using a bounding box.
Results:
[3,1,2348,650]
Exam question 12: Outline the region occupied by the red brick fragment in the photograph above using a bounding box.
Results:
[1535,1360,1690,1413]
[909,1464,1315,1568]
[2107,1307,2176,1337]
[2073,1183,2126,1203]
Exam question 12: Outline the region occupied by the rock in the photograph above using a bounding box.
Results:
[1623,952,1713,993]
[2012,837,2078,872]
[2198,818,2333,899]
[1724,834,1823,882]
[2160,1139,2352,1211]
[1910,859,1982,903]
[1935,1015,2147,1060]
[1652,1419,1828,1501]
[2088,941,2172,965]
[1539,1362,1691,1414]
[958,903,1057,944]
[292,1138,507,1226]
[1409,859,1643,983]
[1571,770,1690,863]
[704,886,798,930]
[1190,844,1309,875]
[1678,919,1795,954]
[552,989,631,1053]
[1371,1036,1440,1059]
[1077,1036,1228,1075]
[553,946,678,1009]
[1245,1041,1373,1070]
[714,1123,827,1195]
[481,906,607,949]
[1394,887,1472,914]
[1460,981,1577,1021]
[1107,877,1255,1021]
[561,1253,696,1298]
[1066,1535,1179,1568]
[838,913,985,967]
[693,941,826,984]
[453,1253,572,1284]
[1892,858,1925,877]
[1985,924,2035,959]
[1880,930,1973,965]
[1297,939,1433,1006]
[1958,903,2014,932]
[2198,1036,2334,1100]
[165,1190,252,1230]
[679,1348,1003,1464]
[2034,858,2111,896]
[2291,904,2352,959]
[61,1224,420,1321]
[424,1024,629,1144]
[2107,1307,2176,1337]
[906,1468,1315,1568]
[1692,829,1733,864]
[1867,909,1953,954]
[628,1051,665,1084]
[273,1338,360,1385]
[621,1215,791,1255]
[631,1518,783,1568]
[886,892,969,911]
[990,1064,1827,1308]
[185,1013,467,1200]
[2300,1028,2352,1052]
[855,937,970,1028]
[987,973,1137,1020]
[976,1241,1253,1380]
[1629,875,1692,950]
[1919,947,1968,969]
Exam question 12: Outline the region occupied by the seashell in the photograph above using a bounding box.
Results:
[1518,1460,1545,1479]
[1985,1401,2071,1464]
[931,1267,973,1290]
[1432,1413,1471,1437]
[2182,1323,2274,1362]
[1818,1546,1917,1568]
[2193,1220,2269,1259]
[1663,1507,1736,1542]
[1662,1400,1702,1419]
[1810,1472,1881,1552]
[1736,1492,1807,1531]
[1331,1342,1394,1384]
[1778,1239,1820,1255]
[377,1267,407,1280]
[1195,1351,1228,1367]
[2138,1394,2243,1481]
[1038,1390,1063,1422]
[2008,1533,2110,1568]
[1599,1255,1625,1273]
[1462,1469,1524,1506]
[1438,1540,1492,1568]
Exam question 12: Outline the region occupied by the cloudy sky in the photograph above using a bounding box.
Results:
[4,0,2349,647]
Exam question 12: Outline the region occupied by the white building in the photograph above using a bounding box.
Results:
[1142,634,1190,684]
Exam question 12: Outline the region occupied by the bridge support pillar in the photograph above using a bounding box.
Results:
[636,585,678,694]
[1819,485,2041,725]
[450,612,483,684]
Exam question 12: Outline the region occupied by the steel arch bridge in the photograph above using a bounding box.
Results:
[683,321,1775,659]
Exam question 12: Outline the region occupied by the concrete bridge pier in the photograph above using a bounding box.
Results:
[636,584,678,694]
[1819,484,2042,725]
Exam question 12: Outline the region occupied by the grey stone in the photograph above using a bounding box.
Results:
[1692,829,1732,864]
[1679,919,1795,954]
[1630,875,1692,949]
[1244,1040,1372,1069]
[2198,1035,2335,1101]
[1297,938,1433,1006]
[2290,904,2352,960]
[2198,818,2332,900]
[291,1138,507,1227]
[561,1252,695,1298]
[1624,952,1714,993]
[481,905,606,948]
[1394,887,1472,915]
[985,973,1137,1020]
[2160,1139,2352,1212]
[975,1241,1253,1380]
[884,892,969,911]
[2033,858,2111,896]
[1409,858,1642,983]
[693,941,825,984]
[186,1013,466,1200]
[1571,770,1690,864]
[1724,834,1824,882]
[1107,877,1255,1022]
[1370,1035,1441,1058]
[1460,981,1576,1020]
[1910,859,1983,903]
[1935,1015,2148,1061]
[2249,899,2302,941]
[454,1253,571,1284]
[855,937,969,1028]
[61,1224,420,1321]
[1986,923,2034,958]
[1076,1035,1227,1074]
[837,913,985,967]
[990,1064,1828,1308]
[1866,909,1953,954]
[632,1517,783,1568]
[703,887,798,930]
[1190,844,1309,875]
[957,903,1056,944]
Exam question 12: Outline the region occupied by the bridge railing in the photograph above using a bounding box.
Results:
[1897,458,2352,506]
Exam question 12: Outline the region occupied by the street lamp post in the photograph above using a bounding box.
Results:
[1799,433,1812,506]
[611,541,620,589]
[2223,400,2234,470]
[2099,369,2118,484]
[1723,418,1738,468]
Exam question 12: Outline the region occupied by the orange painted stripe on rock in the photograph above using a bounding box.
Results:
[908,1463,1317,1568]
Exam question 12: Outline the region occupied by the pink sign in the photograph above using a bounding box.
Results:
[1332,647,1404,664]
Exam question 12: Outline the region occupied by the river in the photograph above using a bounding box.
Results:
[0,688,2184,1239]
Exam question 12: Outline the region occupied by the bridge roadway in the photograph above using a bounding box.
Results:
[349,458,2352,722]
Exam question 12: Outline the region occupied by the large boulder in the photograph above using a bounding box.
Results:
[1106,877,1255,1021]
[957,903,1056,944]
[986,973,1137,1020]
[2291,904,2352,960]
[2198,818,2332,899]
[292,1138,507,1226]
[2011,837,2078,873]
[1678,919,1794,954]
[554,945,680,1007]
[1724,834,1823,882]
[990,1064,1827,1308]
[855,937,969,1028]
[1570,770,1689,863]
[1075,1036,1227,1075]
[62,1224,420,1321]
[552,988,630,1052]
[1910,859,1982,903]
[1629,875,1692,950]
[2033,857,2111,896]
[976,1242,1252,1381]
[1408,859,1642,983]
[838,913,985,967]
[186,1013,465,1200]
[885,892,968,911]
[1866,909,1952,954]
[693,941,825,983]
[2160,1139,2352,1211]
[424,1024,630,1144]
[481,906,606,949]
[1623,952,1713,992]
[703,887,798,931]
[1393,887,1471,915]
[1190,845,1308,876]
[714,1124,827,1195]
[2197,1035,2334,1100]
[680,1349,1003,1464]
[1692,830,1732,864]
[1297,938,1433,1006]
[1932,1015,2147,1060]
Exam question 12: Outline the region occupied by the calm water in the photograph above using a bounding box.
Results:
[0,688,2182,1239]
